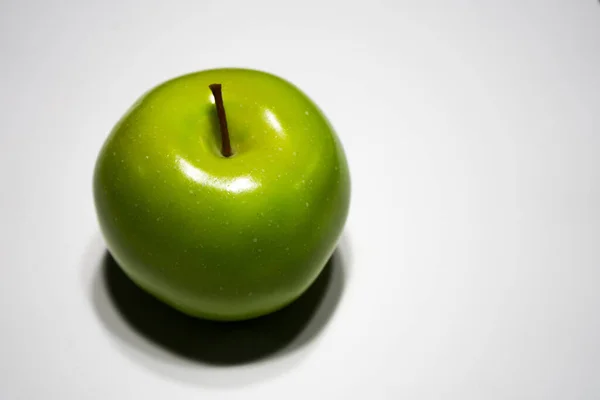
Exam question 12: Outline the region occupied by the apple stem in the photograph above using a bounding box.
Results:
[209,83,233,157]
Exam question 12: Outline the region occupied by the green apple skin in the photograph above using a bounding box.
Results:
[93,68,350,321]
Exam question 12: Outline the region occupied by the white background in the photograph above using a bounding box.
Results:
[1,0,599,398]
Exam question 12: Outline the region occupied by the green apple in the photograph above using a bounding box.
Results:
[93,68,350,321]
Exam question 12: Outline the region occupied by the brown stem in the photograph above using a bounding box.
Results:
[209,83,232,157]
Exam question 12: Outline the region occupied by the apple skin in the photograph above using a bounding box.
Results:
[93,68,350,321]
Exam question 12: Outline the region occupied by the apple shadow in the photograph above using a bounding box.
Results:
[92,245,347,367]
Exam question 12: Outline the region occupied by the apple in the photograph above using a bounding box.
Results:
[93,68,350,321]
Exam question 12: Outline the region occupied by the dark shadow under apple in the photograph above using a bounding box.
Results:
[94,247,345,366]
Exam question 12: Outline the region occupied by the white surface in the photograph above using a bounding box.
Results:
[1,0,599,398]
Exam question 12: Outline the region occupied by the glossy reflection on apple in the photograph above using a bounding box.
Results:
[93,68,350,321]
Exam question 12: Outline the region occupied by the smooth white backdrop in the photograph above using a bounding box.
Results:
[1,1,599,399]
